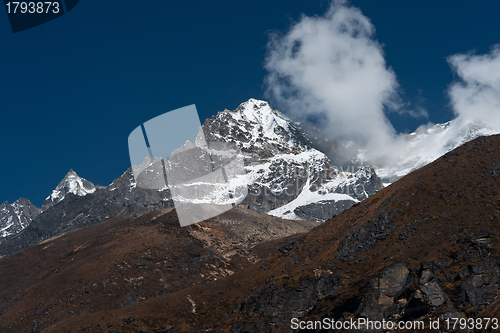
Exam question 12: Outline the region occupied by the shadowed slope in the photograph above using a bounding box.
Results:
[0,207,316,332]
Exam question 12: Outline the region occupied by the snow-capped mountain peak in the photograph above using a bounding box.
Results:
[42,169,96,211]
[233,98,292,136]
[200,99,383,221]
[204,98,312,155]
[0,99,384,249]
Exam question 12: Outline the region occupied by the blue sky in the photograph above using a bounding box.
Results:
[1,0,500,207]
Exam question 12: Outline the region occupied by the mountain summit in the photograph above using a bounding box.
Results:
[41,169,96,211]
[204,98,311,154]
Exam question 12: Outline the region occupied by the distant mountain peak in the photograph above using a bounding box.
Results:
[42,170,96,211]
[0,198,41,242]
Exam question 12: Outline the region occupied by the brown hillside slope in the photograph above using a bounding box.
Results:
[47,134,500,332]
[0,207,316,332]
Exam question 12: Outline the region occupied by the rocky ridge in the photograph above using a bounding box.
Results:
[3,98,495,256]
[0,168,172,256]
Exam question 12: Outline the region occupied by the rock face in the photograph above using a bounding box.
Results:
[293,199,356,221]
[350,236,497,325]
[231,273,341,332]
[0,198,41,243]
[357,263,410,321]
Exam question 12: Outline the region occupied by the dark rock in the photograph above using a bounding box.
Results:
[337,210,397,262]
[356,263,409,320]
[294,200,356,222]
[460,260,500,306]
[419,258,452,284]
[231,274,340,330]
[0,168,173,256]
[420,281,447,307]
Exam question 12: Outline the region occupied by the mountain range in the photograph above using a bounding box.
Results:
[0,99,380,254]
[0,99,496,257]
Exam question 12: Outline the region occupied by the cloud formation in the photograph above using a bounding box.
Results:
[264,0,399,150]
[448,45,500,127]
[376,47,500,180]
[264,0,500,180]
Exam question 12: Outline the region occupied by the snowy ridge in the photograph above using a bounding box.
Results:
[12,200,31,230]
[2,171,97,242]
[108,168,137,192]
[3,98,496,236]
[0,98,382,242]
[230,99,295,146]
[268,166,376,220]
[374,118,499,183]
[268,180,358,220]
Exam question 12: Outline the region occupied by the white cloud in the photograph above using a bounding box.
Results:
[264,0,399,150]
[264,1,500,181]
[448,45,500,128]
